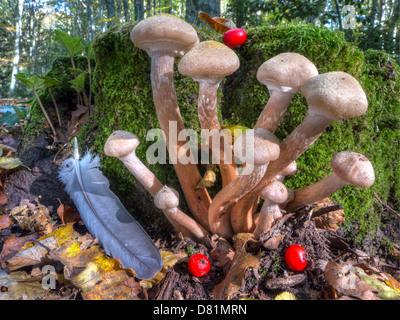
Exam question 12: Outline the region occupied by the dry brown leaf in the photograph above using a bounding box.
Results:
[313,198,345,232]
[0,233,39,267]
[56,199,81,224]
[0,191,8,205]
[210,235,235,275]
[213,233,261,300]
[0,214,12,230]
[324,261,379,300]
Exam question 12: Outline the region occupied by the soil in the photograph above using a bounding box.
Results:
[1,133,399,300]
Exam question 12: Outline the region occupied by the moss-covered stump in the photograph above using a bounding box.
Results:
[92,22,400,243]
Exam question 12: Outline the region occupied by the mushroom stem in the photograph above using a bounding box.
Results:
[285,174,346,212]
[198,81,238,186]
[150,52,211,230]
[119,153,164,197]
[253,199,281,239]
[227,113,332,225]
[254,91,294,132]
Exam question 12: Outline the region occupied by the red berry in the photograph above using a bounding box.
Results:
[223,28,247,49]
[284,244,307,271]
[187,253,210,277]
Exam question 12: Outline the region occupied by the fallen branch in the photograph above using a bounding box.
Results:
[373,192,400,217]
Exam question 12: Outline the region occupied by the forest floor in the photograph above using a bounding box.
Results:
[0,117,400,301]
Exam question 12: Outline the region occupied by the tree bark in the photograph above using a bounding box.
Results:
[105,0,116,27]
[123,0,131,21]
[87,0,95,41]
[185,0,221,26]
[9,0,24,93]
[134,0,144,21]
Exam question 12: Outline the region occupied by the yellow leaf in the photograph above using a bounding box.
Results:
[221,125,249,146]
[0,157,27,170]
[140,250,187,289]
[275,292,297,300]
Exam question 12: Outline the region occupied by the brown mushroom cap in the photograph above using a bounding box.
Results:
[178,41,240,81]
[260,181,289,204]
[280,161,298,177]
[104,130,140,158]
[256,52,318,93]
[131,14,199,56]
[154,186,180,210]
[234,128,280,166]
[301,71,368,120]
[330,151,375,188]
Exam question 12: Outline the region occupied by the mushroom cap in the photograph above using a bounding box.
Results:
[131,14,199,57]
[280,161,298,176]
[260,181,289,204]
[154,186,180,210]
[178,41,240,82]
[234,128,280,166]
[301,71,368,120]
[256,52,318,93]
[330,151,375,188]
[104,130,140,158]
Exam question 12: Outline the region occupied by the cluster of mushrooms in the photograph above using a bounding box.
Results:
[103,14,375,244]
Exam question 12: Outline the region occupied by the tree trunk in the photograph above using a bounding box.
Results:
[123,0,131,21]
[105,0,116,27]
[9,0,24,93]
[185,0,220,26]
[134,0,144,21]
[87,0,95,41]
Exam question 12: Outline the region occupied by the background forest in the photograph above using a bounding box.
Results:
[0,0,399,98]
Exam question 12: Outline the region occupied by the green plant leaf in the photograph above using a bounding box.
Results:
[0,112,19,126]
[16,98,35,105]
[69,68,83,76]
[69,72,88,93]
[81,39,94,59]
[54,30,85,57]
[15,74,45,91]
[11,106,27,120]
[39,76,62,88]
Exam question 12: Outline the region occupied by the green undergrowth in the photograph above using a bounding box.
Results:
[82,23,399,243]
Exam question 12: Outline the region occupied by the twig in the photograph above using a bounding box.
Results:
[373,192,400,217]
[311,204,344,219]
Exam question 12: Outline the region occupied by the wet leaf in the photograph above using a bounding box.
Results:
[214,233,261,300]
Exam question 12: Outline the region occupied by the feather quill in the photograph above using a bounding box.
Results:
[58,138,163,279]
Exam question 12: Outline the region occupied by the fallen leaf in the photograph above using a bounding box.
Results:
[0,234,39,266]
[313,198,345,232]
[198,11,231,34]
[0,215,12,230]
[56,200,81,224]
[274,291,297,300]
[210,235,235,275]
[0,157,29,170]
[0,191,7,205]
[214,233,261,300]
[265,274,307,290]
[140,250,187,289]
[197,167,217,189]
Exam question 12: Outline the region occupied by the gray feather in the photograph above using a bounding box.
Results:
[58,139,163,279]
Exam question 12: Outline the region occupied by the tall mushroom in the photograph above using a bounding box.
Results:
[208,128,280,239]
[131,14,211,230]
[178,41,240,186]
[253,180,290,239]
[285,151,375,212]
[220,71,369,225]
[104,130,209,243]
[255,52,318,132]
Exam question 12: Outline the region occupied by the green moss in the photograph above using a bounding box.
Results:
[91,23,400,243]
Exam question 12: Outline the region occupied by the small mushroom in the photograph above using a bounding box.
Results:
[255,53,318,132]
[104,130,163,197]
[131,14,211,229]
[253,180,290,239]
[178,41,240,186]
[232,71,368,222]
[154,186,210,243]
[208,128,280,239]
[105,130,209,243]
[285,151,375,212]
